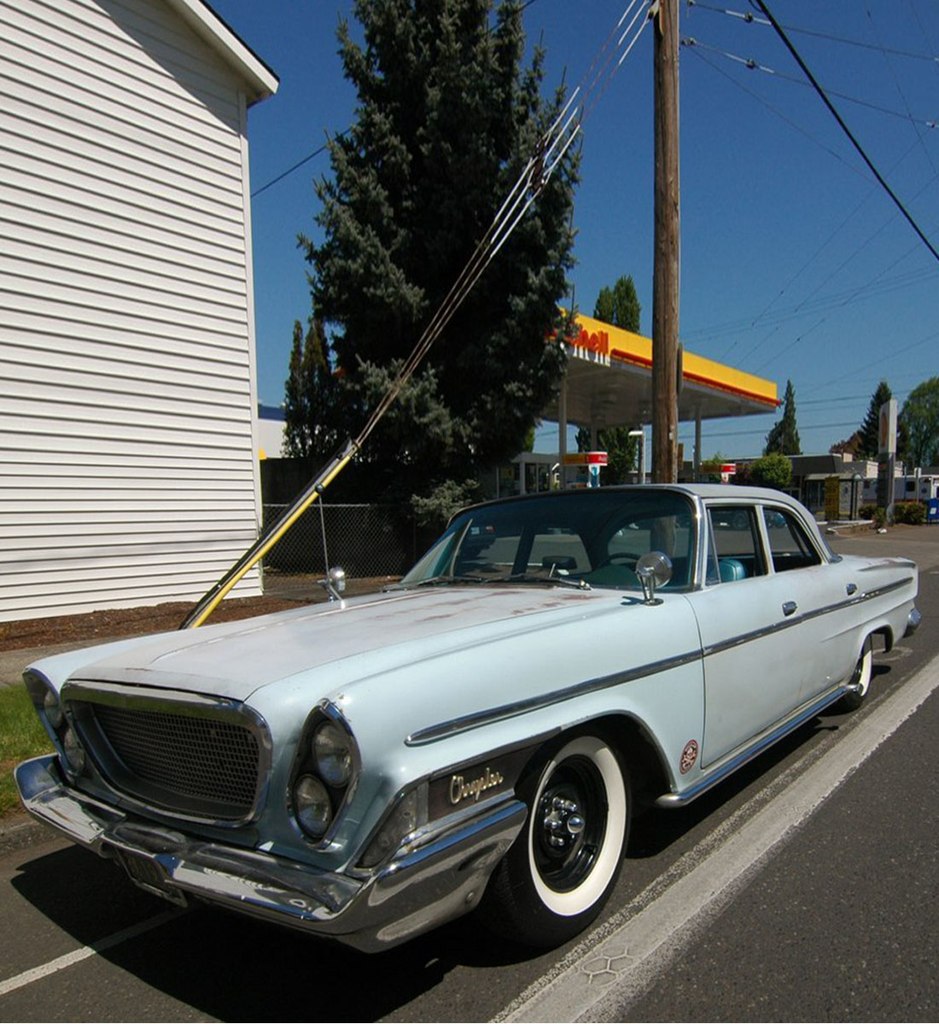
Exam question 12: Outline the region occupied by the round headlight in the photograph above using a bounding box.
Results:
[43,689,64,729]
[313,721,353,788]
[294,774,332,839]
[62,726,85,775]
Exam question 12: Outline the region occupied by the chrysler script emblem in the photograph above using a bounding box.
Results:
[449,766,504,805]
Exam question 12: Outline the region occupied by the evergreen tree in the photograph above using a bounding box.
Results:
[764,379,801,455]
[593,286,615,324]
[580,276,643,480]
[283,318,340,462]
[301,0,578,514]
[857,380,892,459]
[592,274,641,332]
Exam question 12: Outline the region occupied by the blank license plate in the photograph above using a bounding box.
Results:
[114,849,187,907]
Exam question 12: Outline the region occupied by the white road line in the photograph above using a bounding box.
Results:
[495,656,939,1024]
[0,909,181,997]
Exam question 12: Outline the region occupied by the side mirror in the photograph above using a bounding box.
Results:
[319,566,346,603]
[635,552,672,605]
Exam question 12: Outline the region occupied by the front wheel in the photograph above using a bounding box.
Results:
[481,732,630,948]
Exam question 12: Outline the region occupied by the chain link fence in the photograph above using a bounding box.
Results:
[260,503,419,596]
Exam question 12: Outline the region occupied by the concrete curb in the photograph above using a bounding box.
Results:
[0,810,55,857]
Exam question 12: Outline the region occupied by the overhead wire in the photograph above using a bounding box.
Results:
[681,37,939,130]
[749,0,939,264]
[251,140,333,198]
[683,1,939,389]
[687,0,939,66]
[863,1,939,177]
[734,142,930,368]
[724,0,939,378]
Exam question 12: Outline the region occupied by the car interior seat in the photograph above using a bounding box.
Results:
[718,557,747,582]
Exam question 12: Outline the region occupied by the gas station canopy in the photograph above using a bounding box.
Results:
[542,314,779,432]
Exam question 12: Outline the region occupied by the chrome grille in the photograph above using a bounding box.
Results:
[80,702,262,821]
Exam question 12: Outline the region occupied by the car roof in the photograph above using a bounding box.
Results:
[457,483,805,515]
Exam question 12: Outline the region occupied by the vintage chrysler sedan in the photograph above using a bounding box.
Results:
[16,485,920,951]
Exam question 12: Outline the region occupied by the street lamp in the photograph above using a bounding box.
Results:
[628,428,645,485]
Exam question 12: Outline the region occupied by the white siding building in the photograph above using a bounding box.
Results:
[0,0,278,622]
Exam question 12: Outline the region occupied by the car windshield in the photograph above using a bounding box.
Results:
[399,489,696,592]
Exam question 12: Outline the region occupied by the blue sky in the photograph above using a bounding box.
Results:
[210,0,938,461]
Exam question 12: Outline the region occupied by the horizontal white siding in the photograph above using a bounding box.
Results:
[0,0,264,623]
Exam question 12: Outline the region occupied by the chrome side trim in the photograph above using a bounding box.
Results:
[702,576,916,658]
[406,648,702,745]
[409,575,916,746]
[655,687,846,808]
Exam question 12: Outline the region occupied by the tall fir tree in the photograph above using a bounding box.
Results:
[857,380,893,459]
[283,318,340,463]
[592,274,641,331]
[593,286,615,325]
[764,379,801,455]
[576,276,643,481]
[300,0,578,516]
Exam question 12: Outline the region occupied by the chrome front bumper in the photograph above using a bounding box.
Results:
[15,755,526,952]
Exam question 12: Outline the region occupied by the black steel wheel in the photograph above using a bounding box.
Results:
[481,731,630,948]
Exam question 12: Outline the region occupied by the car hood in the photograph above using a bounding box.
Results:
[56,586,607,701]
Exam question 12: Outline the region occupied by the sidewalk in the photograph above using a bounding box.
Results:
[0,641,111,689]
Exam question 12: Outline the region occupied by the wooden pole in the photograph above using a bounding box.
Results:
[652,0,680,483]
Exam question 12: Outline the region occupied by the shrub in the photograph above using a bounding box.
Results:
[894,501,926,525]
[747,453,792,490]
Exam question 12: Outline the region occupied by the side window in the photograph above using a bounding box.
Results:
[763,508,822,572]
[707,506,765,582]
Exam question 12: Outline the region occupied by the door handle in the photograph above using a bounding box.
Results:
[846,582,858,596]
[782,601,798,617]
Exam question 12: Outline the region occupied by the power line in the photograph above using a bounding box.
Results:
[681,37,939,130]
[750,0,939,264]
[687,1,939,66]
[251,139,334,198]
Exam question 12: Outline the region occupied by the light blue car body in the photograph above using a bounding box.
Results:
[16,485,919,950]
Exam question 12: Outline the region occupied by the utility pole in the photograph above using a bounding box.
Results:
[652,0,680,482]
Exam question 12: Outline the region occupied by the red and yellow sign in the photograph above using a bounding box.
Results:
[562,451,608,466]
[573,325,609,358]
[568,314,779,411]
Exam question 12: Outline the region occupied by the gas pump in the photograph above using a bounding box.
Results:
[586,451,608,488]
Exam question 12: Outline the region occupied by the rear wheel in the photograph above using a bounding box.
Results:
[837,638,874,712]
[481,732,630,948]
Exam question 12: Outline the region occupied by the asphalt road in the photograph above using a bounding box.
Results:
[1,525,936,1022]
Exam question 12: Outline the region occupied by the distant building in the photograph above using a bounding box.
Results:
[257,404,287,460]
[0,1,277,621]
[716,453,939,520]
